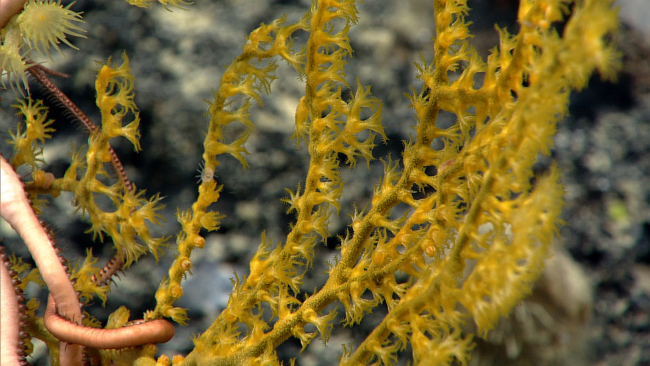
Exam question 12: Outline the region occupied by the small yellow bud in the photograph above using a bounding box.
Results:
[171,355,186,366]
[32,170,55,189]
[169,284,183,298]
[192,235,205,249]
[156,354,171,366]
[180,258,193,271]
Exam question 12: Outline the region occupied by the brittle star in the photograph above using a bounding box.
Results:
[0,66,174,366]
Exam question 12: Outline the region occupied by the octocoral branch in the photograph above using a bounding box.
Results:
[1,0,622,365]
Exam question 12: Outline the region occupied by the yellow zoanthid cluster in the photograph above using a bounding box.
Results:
[1,0,620,365]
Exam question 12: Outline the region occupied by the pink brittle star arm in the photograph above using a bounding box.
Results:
[1,155,84,365]
[1,252,23,366]
[2,156,176,364]
[0,0,27,29]
[44,295,175,349]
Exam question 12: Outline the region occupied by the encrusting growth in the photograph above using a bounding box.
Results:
[0,0,620,365]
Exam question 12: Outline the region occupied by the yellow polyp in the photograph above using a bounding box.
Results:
[371,249,386,266]
[263,270,276,283]
[169,284,184,298]
[350,282,363,301]
[32,169,55,189]
[142,344,157,354]
[162,305,174,317]
[192,236,205,249]
[278,303,291,320]
[200,211,221,231]
[17,0,86,60]
[223,309,238,323]
[99,149,112,163]
[423,244,436,257]
[2,0,622,364]
[171,355,185,365]
[410,328,430,356]
[248,272,260,287]
[302,308,317,323]
[156,354,171,366]
[179,258,192,271]
[258,291,274,305]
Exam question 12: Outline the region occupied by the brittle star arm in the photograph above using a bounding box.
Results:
[26,63,132,283]
[44,295,175,349]
[0,0,26,28]
[2,156,175,363]
[1,247,26,366]
[1,155,84,365]
[27,63,135,194]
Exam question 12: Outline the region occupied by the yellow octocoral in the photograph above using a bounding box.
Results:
[1,0,620,365]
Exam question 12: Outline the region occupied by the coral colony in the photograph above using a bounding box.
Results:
[1,0,619,365]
